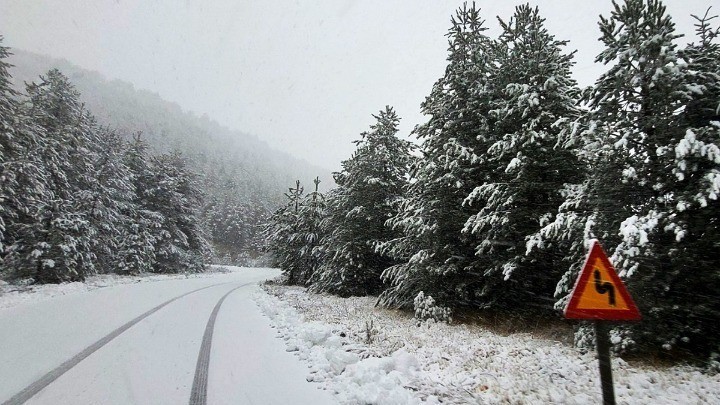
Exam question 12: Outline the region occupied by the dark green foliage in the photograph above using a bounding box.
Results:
[311,106,415,297]
[0,39,46,272]
[16,69,99,282]
[147,152,211,274]
[537,0,720,361]
[264,179,328,286]
[379,5,492,309]
[462,5,582,313]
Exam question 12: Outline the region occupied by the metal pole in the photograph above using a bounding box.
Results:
[595,321,616,405]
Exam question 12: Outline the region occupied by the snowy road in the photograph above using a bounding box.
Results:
[0,268,336,405]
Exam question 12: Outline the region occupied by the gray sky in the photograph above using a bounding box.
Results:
[0,0,713,170]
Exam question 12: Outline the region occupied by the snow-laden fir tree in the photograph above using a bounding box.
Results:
[312,106,414,297]
[0,54,211,281]
[0,38,46,270]
[0,37,16,253]
[80,125,136,273]
[204,192,267,264]
[580,0,719,358]
[118,134,212,275]
[462,5,582,313]
[613,7,720,362]
[263,180,309,284]
[536,0,720,359]
[293,177,327,285]
[9,69,101,282]
[147,152,211,274]
[119,133,163,274]
[622,4,720,359]
[201,159,271,263]
[378,4,494,309]
[262,178,328,286]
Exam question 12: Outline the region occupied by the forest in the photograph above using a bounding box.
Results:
[0,47,212,282]
[1,47,329,270]
[264,1,720,366]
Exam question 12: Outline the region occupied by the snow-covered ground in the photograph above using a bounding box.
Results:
[258,283,720,404]
[0,267,337,405]
[3,268,717,404]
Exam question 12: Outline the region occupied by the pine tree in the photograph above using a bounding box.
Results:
[379,4,493,309]
[0,38,16,254]
[461,5,582,312]
[0,55,211,281]
[0,38,39,267]
[0,41,57,284]
[85,126,136,273]
[119,133,161,274]
[628,6,720,359]
[540,0,720,358]
[14,69,99,282]
[148,152,211,274]
[579,0,694,355]
[312,106,414,297]
[291,177,327,285]
[263,180,307,284]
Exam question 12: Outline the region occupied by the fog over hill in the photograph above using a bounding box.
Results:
[7,49,332,262]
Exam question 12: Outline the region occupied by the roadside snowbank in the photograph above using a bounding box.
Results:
[256,287,424,404]
[257,283,720,404]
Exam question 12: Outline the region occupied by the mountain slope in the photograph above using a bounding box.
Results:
[7,49,331,262]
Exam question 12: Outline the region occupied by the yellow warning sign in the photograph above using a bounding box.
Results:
[564,240,641,321]
[574,258,630,310]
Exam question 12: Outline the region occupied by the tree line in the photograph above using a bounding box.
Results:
[0,40,211,283]
[264,0,720,366]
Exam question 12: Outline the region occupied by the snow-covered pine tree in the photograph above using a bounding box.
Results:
[0,37,17,254]
[462,5,582,313]
[200,157,272,263]
[0,38,45,270]
[626,5,720,359]
[119,133,161,274]
[15,69,100,282]
[86,126,138,273]
[291,177,327,285]
[196,151,278,263]
[204,194,258,263]
[312,106,414,297]
[1,58,210,280]
[378,4,493,309]
[1,62,137,281]
[263,180,308,284]
[148,151,211,274]
[539,0,720,358]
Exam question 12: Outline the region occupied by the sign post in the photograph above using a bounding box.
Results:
[595,321,615,405]
[564,240,641,405]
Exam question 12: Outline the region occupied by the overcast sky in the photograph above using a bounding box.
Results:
[0,0,713,170]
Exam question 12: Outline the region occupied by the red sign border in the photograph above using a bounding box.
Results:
[564,240,641,321]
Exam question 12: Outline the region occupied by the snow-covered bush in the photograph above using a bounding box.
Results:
[413,291,452,324]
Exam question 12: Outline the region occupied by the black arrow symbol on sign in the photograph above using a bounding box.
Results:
[594,269,616,307]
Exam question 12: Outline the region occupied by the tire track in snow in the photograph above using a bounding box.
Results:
[2,282,229,405]
[189,283,252,405]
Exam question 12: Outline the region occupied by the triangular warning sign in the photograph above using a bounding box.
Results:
[564,240,641,321]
